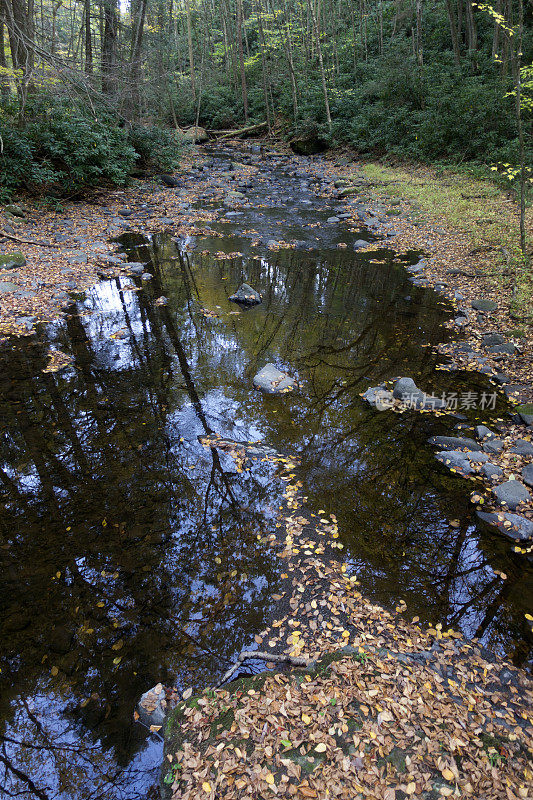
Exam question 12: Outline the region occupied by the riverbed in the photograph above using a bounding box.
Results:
[0,147,531,799]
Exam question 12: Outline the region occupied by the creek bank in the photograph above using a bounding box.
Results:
[157,460,533,799]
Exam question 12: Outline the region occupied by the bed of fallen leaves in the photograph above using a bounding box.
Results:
[164,450,533,800]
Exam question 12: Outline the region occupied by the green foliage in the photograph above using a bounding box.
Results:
[126,125,181,173]
[0,100,137,199]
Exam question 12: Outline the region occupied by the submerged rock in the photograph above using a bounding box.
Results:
[482,463,504,481]
[229,283,262,306]
[253,363,297,394]
[493,480,531,510]
[428,435,481,451]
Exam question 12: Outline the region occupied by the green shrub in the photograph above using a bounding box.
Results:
[127,125,181,172]
[0,102,137,198]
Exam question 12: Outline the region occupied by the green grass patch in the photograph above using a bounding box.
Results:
[358,162,532,323]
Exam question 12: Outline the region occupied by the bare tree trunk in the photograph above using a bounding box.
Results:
[129,0,147,119]
[101,0,118,98]
[185,0,196,101]
[236,0,248,122]
[0,1,11,99]
[84,0,93,74]
[444,0,461,64]
[310,0,331,131]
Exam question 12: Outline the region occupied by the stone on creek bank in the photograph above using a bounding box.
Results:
[475,425,497,441]
[477,510,533,542]
[493,480,531,511]
[471,298,498,312]
[0,251,26,269]
[522,463,533,487]
[229,283,262,306]
[510,439,533,456]
[428,435,481,452]
[516,404,533,427]
[392,377,446,410]
[160,174,180,188]
[253,363,297,394]
[435,449,489,475]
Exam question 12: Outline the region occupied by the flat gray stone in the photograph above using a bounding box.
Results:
[435,450,474,475]
[483,439,505,454]
[326,216,340,223]
[510,439,533,456]
[493,480,531,510]
[0,281,18,293]
[481,333,505,347]
[142,272,153,281]
[488,343,517,355]
[472,298,497,312]
[138,684,167,727]
[253,363,297,394]
[482,463,504,481]
[428,435,481,452]
[229,283,262,306]
[477,511,533,541]
[522,463,533,487]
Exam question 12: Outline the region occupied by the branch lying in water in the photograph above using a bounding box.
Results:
[214,650,310,689]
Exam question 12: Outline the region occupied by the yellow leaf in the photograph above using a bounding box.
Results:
[314,743,327,753]
[406,783,416,795]
[202,782,211,792]
[441,768,454,781]
[265,773,275,785]
[51,666,58,676]
[302,713,311,725]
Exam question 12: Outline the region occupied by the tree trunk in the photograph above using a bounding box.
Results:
[444,0,461,64]
[236,0,248,122]
[185,0,196,101]
[101,0,118,98]
[310,1,331,131]
[84,0,93,74]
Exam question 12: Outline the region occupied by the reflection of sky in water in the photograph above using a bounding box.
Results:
[0,182,531,799]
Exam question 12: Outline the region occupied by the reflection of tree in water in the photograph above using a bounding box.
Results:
[0,294,284,798]
[0,234,531,798]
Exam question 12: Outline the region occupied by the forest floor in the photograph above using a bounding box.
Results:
[161,450,533,800]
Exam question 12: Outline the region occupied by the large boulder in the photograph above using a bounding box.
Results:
[229,283,262,306]
[253,363,297,394]
[179,126,208,144]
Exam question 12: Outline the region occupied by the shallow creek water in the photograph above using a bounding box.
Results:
[0,150,531,799]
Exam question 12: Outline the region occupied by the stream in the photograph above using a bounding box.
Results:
[0,147,531,799]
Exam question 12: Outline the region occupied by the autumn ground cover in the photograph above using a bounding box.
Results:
[161,447,533,800]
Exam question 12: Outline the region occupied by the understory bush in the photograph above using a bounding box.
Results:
[0,100,181,201]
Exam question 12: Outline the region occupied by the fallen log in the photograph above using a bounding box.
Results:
[210,121,268,140]
[0,229,60,248]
